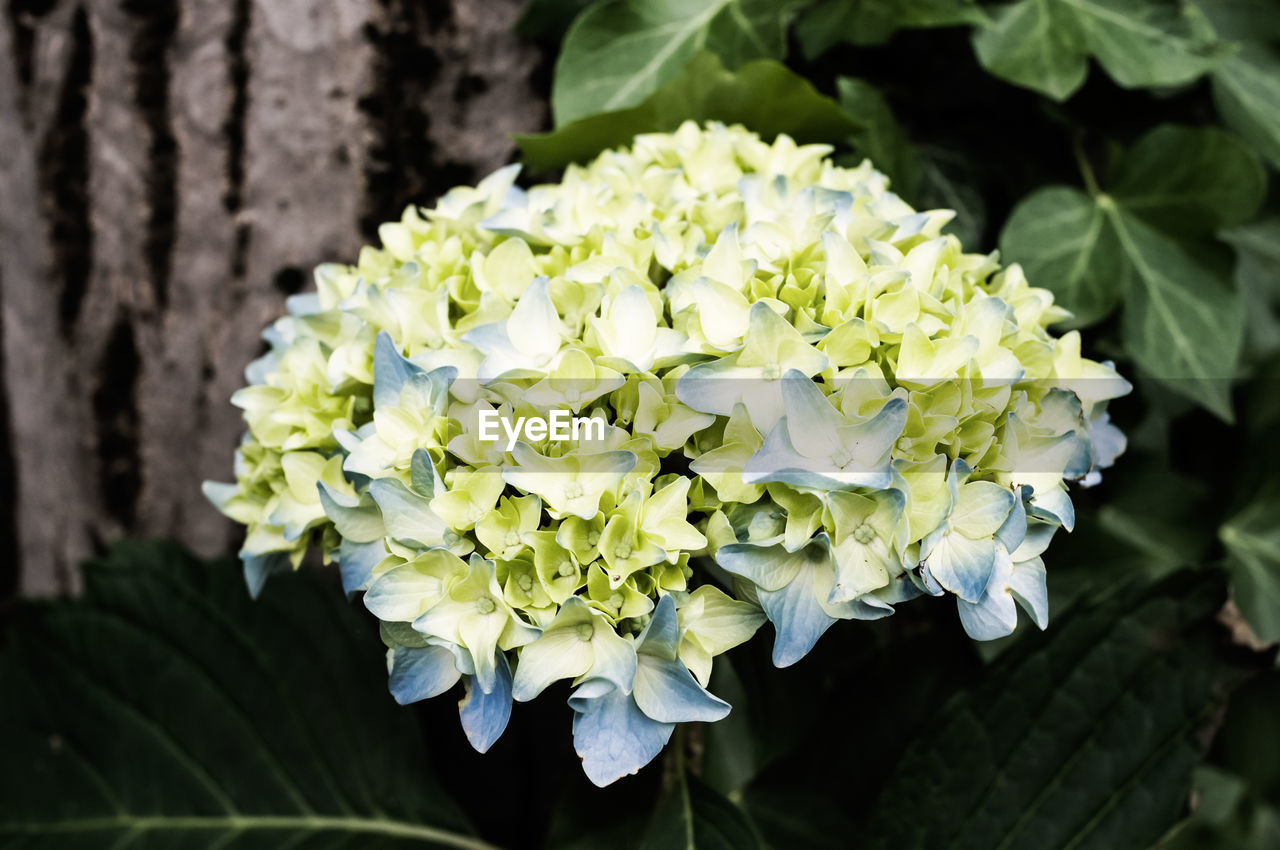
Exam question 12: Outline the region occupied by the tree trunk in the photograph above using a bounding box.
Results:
[0,0,547,596]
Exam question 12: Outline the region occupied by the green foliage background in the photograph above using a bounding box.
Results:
[5,0,1280,847]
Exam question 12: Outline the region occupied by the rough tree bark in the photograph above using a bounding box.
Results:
[0,0,548,596]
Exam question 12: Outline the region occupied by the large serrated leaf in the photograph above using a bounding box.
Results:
[972,0,1224,101]
[860,571,1239,850]
[518,53,858,172]
[0,541,490,849]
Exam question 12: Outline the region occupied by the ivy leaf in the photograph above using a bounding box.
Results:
[796,0,987,58]
[518,53,859,172]
[1213,44,1280,171]
[1109,124,1266,239]
[0,541,488,849]
[1223,219,1280,361]
[1222,487,1280,644]
[1110,204,1244,421]
[971,0,1088,101]
[861,571,1244,850]
[998,185,1128,326]
[972,0,1225,102]
[836,78,987,247]
[551,0,798,126]
[1000,125,1255,417]
[641,762,762,849]
[836,77,925,198]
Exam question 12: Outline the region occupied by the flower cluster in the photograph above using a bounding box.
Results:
[206,121,1128,785]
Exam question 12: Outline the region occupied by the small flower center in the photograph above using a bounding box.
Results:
[608,592,624,610]
[505,531,520,547]
[762,363,781,380]
[853,523,876,544]
[557,561,576,578]
[830,447,852,469]
[614,543,633,560]
[564,481,584,500]
[575,623,594,642]
[518,574,534,592]
[587,530,600,546]
[476,596,496,614]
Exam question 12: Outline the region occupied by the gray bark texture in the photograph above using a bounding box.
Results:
[0,0,548,596]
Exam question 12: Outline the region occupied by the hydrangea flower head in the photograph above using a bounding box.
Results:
[207,121,1128,784]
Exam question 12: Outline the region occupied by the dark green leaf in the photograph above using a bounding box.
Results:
[1000,125,1250,417]
[1214,674,1280,804]
[551,0,798,125]
[1222,487,1280,644]
[1109,124,1265,239]
[0,541,486,849]
[862,571,1241,850]
[1213,44,1280,171]
[518,53,859,172]
[916,149,988,249]
[642,767,761,850]
[1110,204,1243,420]
[797,0,986,57]
[1223,218,1280,362]
[1194,0,1280,42]
[515,0,597,41]
[1161,767,1280,850]
[972,0,1224,101]
[836,77,924,198]
[972,0,1087,101]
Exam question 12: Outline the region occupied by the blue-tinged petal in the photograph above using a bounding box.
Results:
[317,481,386,543]
[635,594,680,661]
[996,488,1027,554]
[242,552,289,599]
[632,655,730,724]
[1087,411,1126,472]
[388,644,461,705]
[410,448,444,498]
[285,292,322,315]
[338,537,387,595]
[590,624,640,695]
[674,358,761,418]
[758,563,837,667]
[872,572,924,605]
[1009,557,1049,629]
[373,330,426,408]
[778,370,845,457]
[716,541,805,592]
[369,478,450,548]
[1012,520,1057,561]
[923,531,997,603]
[459,653,513,753]
[1027,484,1075,531]
[570,684,673,787]
[201,481,238,512]
[957,589,1018,640]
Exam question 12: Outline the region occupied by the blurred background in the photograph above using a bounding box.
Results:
[0,0,551,599]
